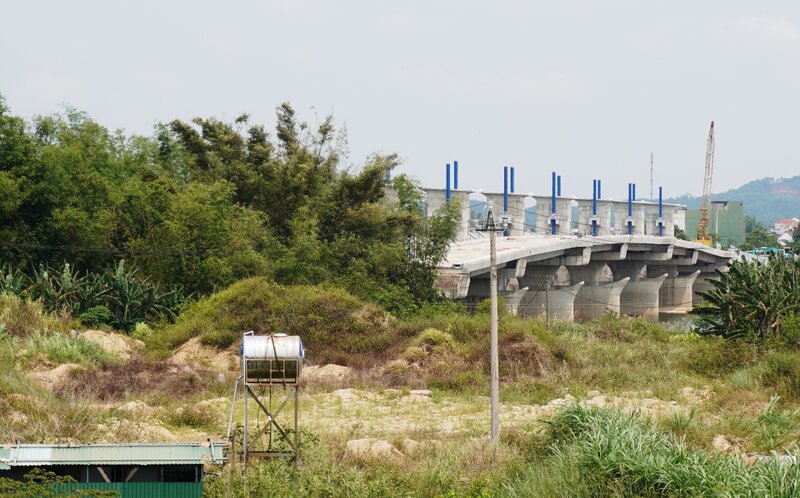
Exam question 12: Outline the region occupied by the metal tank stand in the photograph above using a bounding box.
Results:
[226,332,302,467]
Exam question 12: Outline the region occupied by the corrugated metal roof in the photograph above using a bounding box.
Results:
[0,442,225,468]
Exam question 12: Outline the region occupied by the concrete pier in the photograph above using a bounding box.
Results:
[577,200,613,236]
[424,188,472,241]
[534,196,573,235]
[518,281,584,320]
[618,274,668,318]
[574,278,630,320]
[484,193,526,237]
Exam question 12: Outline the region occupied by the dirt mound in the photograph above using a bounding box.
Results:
[344,438,405,462]
[95,418,177,443]
[300,364,354,389]
[59,357,212,401]
[79,329,144,361]
[170,337,238,372]
[156,278,397,367]
[29,363,83,391]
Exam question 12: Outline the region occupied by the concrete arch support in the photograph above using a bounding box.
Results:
[659,270,701,313]
[619,274,668,318]
[574,277,630,320]
[518,282,584,321]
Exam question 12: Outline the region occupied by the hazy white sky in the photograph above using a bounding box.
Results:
[2,1,799,199]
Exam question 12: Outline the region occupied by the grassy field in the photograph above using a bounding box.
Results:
[3,280,800,496]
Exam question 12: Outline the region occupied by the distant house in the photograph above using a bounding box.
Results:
[774,218,799,234]
[0,442,225,497]
[778,231,795,247]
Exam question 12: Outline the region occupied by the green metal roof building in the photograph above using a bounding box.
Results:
[0,442,225,497]
[684,200,746,248]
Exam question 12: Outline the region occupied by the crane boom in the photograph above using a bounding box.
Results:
[696,121,715,245]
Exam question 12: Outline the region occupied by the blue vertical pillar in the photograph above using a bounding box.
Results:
[597,179,602,199]
[510,166,515,193]
[592,179,598,236]
[557,175,562,197]
[632,183,636,201]
[503,167,509,236]
[453,160,459,190]
[446,163,451,202]
[627,183,633,235]
[551,171,557,235]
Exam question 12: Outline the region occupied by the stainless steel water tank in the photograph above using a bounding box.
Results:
[240,334,304,383]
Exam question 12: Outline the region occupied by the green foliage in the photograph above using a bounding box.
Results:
[153,278,396,366]
[166,404,220,430]
[0,468,119,497]
[695,256,800,342]
[762,352,800,401]
[1,260,187,332]
[412,328,455,350]
[475,296,509,318]
[22,331,109,367]
[740,216,779,251]
[78,306,114,328]
[0,98,458,320]
[0,293,58,336]
[520,405,800,497]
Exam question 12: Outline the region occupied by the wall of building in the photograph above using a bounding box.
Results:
[684,201,745,247]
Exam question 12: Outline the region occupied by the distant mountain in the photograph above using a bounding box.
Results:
[666,176,800,225]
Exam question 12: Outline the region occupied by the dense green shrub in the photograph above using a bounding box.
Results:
[78,306,114,328]
[0,260,188,333]
[695,256,800,342]
[153,278,397,366]
[762,351,800,401]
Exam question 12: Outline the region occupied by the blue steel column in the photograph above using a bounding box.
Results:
[557,175,562,197]
[503,167,509,236]
[592,179,598,236]
[453,160,459,190]
[503,167,509,213]
[510,166,515,193]
[446,163,451,202]
[551,171,557,235]
[597,179,602,199]
[627,183,633,235]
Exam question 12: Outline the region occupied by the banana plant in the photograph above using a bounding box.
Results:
[696,256,800,342]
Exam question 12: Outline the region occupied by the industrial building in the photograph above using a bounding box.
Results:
[684,200,745,248]
[0,442,225,497]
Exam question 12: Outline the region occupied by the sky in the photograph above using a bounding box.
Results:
[1,1,799,200]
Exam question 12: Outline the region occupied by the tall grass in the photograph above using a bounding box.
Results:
[21,331,110,366]
[205,406,800,497]
[503,405,800,497]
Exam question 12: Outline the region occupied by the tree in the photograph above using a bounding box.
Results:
[740,226,778,251]
[695,256,800,342]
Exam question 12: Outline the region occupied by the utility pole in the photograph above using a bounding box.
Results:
[544,279,550,328]
[650,152,654,201]
[477,203,504,444]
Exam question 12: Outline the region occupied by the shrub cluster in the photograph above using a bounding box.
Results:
[695,256,800,342]
[1,260,186,332]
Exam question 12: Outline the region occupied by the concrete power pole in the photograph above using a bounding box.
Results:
[650,152,655,201]
[479,203,503,444]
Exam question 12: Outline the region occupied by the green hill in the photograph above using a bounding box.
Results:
[667,176,800,225]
